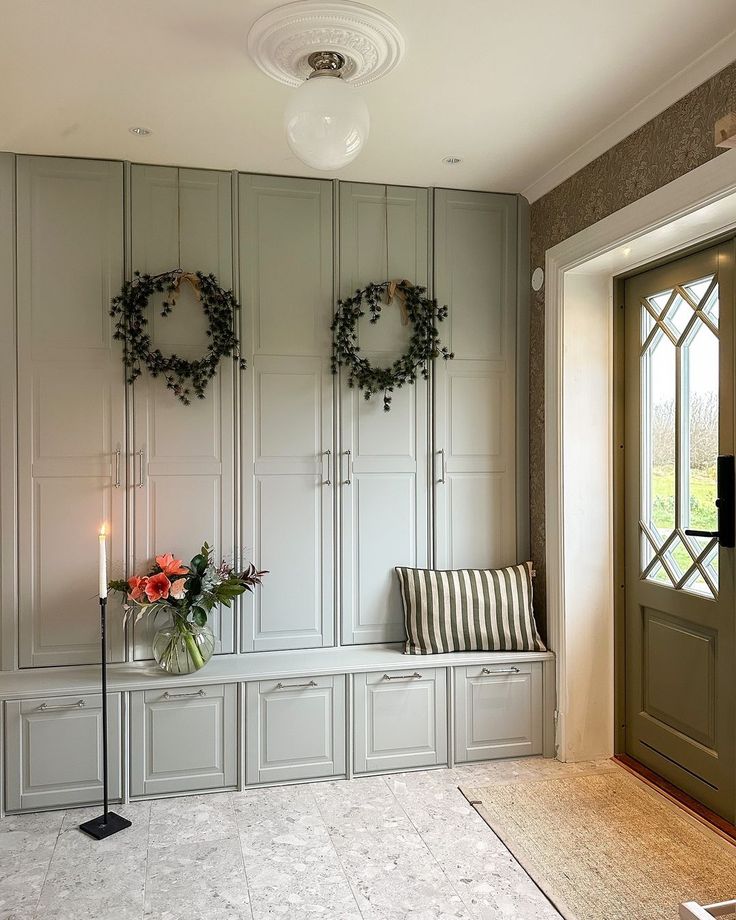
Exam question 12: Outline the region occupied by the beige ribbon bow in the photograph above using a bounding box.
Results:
[384,280,412,326]
[168,271,202,307]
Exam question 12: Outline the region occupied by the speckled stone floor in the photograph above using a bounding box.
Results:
[0,757,615,920]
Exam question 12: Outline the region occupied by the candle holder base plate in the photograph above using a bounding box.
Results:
[79,811,132,840]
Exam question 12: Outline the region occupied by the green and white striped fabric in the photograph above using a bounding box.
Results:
[395,562,545,655]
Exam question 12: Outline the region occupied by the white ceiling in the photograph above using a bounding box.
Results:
[2,0,735,200]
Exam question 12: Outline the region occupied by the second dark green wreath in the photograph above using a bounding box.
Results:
[331,280,454,411]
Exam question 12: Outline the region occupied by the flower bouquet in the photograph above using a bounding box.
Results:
[108,543,266,675]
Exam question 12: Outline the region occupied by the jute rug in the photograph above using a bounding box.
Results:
[462,765,736,920]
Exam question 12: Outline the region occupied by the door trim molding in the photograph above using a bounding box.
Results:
[545,149,736,762]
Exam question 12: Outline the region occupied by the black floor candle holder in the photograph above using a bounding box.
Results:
[79,596,132,840]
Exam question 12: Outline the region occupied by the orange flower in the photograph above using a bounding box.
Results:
[170,577,187,600]
[145,572,171,602]
[127,575,148,602]
[155,553,188,576]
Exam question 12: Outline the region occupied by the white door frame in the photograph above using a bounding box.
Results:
[544,149,736,762]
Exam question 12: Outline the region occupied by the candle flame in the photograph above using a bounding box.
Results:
[99,524,107,538]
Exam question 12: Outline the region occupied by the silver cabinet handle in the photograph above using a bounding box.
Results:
[275,680,317,690]
[136,448,145,488]
[343,449,352,485]
[37,699,85,711]
[437,448,446,484]
[382,672,422,681]
[481,666,520,675]
[322,449,331,486]
[113,447,121,488]
[162,689,206,700]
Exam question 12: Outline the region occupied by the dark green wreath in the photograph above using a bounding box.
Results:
[110,270,246,405]
[331,280,453,411]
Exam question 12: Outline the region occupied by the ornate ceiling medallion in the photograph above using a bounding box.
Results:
[247,0,405,87]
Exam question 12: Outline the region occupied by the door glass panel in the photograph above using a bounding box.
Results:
[642,329,676,538]
[639,273,719,598]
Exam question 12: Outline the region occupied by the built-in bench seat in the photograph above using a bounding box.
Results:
[0,645,555,815]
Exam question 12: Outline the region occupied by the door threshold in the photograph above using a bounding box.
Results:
[614,754,736,845]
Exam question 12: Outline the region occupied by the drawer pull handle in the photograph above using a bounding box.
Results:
[343,449,352,485]
[37,699,85,711]
[437,448,446,484]
[382,672,422,681]
[137,448,145,488]
[481,666,520,675]
[113,447,121,488]
[275,680,317,690]
[162,689,206,700]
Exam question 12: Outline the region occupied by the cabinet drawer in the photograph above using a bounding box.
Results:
[130,683,237,796]
[354,668,447,773]
[454,662,542,762]
[246,675,345,784]
[4,693,121,813]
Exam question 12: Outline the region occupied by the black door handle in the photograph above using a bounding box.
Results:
[685,455,735,548]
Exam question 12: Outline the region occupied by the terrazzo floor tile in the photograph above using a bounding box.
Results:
[145,837,252,920]
[0,758,569,920]
[248,879,363,920]
[148,793,237,849]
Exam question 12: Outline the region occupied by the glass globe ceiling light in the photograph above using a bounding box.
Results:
[284,51,370,171]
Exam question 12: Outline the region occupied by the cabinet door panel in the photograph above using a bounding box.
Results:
[353,669,447,773]
[454,663,542,762]
[130,166,235,658]
[240,175,334,651]
[5,694,121,812]
[434,190,518,570]
[339,184,429,644]
[246,675,345,784]
[129,683,237,796]
[16,156,125,667]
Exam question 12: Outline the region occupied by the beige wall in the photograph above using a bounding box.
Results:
[528,61,736,632]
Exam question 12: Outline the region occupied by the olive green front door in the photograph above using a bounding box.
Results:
[624,241,736,821]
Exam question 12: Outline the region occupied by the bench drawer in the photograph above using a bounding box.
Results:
[454,662,543,762]
[246,675,346,784]
[354,668,447,773]
[4,693,121,812]
[130,683,237,796]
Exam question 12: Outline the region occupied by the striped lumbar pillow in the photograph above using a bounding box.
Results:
[395,562,545,655]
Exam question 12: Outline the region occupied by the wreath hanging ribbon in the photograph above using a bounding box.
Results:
[110,269,245,405]
[331,280,454,411]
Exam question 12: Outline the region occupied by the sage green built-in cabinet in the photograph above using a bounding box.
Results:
[245,674,346,783]
[433,190,520,570]
[129,165,237,658]
[129,682,237,796]
[239,174,335,652]
[353,668,447,773]
[15,156,126,668]
[338,184,430,645]
[5,692,122,811]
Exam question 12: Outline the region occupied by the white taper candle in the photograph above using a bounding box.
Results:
[99,525,108,599]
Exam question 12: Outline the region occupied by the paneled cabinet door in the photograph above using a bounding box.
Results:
[4,694,122,812]
[433,190,519,570]
[454,662,542,762]
[16,156,125,667]
[239,175,335,651]
[129,683,237,796]
[246,675,346,784]
[353,668,447,773]
[339,184,429,645]
[130,166,236,658]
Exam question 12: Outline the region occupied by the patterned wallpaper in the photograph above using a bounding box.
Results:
[528,61,736,634]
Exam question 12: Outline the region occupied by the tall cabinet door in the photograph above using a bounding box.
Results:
[17,157,125,667]
[339,184,429,645]
[433,190,518,569]
[239,175,334,651]
[130,166,236,657]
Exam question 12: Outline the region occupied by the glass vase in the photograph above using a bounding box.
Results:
[152,621,215,675]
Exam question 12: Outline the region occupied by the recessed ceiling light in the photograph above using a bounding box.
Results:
[442,156,463,166]
[129,126,153,137]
